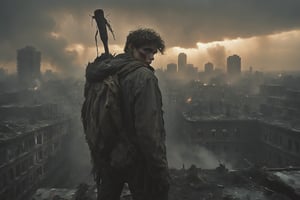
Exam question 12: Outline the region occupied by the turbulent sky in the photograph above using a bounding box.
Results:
[1,0,300,75]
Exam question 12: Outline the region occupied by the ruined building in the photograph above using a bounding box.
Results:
[0,117,71,200]
[178,52,187,73]
[204,62,214,73]
[17,46,41,88]
[260,84,300,119]
[227,54,241,76]
[167,63,177,74]
[183,117,300,168]
[0,80,78,200]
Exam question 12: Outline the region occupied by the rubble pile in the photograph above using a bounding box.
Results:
[169,165,300,200]
[31,165,300,200]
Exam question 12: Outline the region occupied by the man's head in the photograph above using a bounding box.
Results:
[124,28,165,65]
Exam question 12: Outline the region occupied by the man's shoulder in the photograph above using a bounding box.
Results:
[128,64,155,79]
[134,65,155,75]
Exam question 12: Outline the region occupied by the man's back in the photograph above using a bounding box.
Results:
[120,60,168,168]
[120,57,169,200]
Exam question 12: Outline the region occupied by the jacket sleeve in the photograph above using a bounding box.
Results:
[134,72,168,173]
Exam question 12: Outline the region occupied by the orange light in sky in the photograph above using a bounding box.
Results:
[46,30,300,72]
[196,38,245,50]
[66,43,85,54]
[50,32,60,39]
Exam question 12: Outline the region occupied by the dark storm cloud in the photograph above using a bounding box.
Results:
[0,0,299,73]
[0,0,79,73]
[93,0,300,47]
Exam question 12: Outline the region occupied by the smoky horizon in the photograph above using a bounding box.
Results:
[1,2,300,200]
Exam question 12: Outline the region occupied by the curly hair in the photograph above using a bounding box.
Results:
[124,28,165,54]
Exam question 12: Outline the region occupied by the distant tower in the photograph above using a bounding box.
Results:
[204,62,214,73]
[178,53,187,73]
[167,63,177,73]
[249,66,253,73]
[17,46,41,87]
[227,54,241,75]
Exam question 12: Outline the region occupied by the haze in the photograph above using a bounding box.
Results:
[1,0,300,75]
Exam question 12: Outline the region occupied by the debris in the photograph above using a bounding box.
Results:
[31,166,300,200]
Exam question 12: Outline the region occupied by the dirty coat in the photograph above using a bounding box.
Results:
[85,53,169,199]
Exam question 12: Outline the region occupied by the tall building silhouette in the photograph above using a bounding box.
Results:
[167,63,177,73]
[178,53,187,73]
[227,54,241,75]
[17,46,41,87]
[204,62,214,73]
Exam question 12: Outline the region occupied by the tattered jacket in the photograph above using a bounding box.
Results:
[85,53,168,173]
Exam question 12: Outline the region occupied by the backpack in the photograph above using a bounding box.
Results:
[81,58,143,172]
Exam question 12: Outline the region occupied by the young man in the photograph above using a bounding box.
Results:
[85,28,169,200]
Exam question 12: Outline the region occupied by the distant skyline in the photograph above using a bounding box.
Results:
[1,0,300,76]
